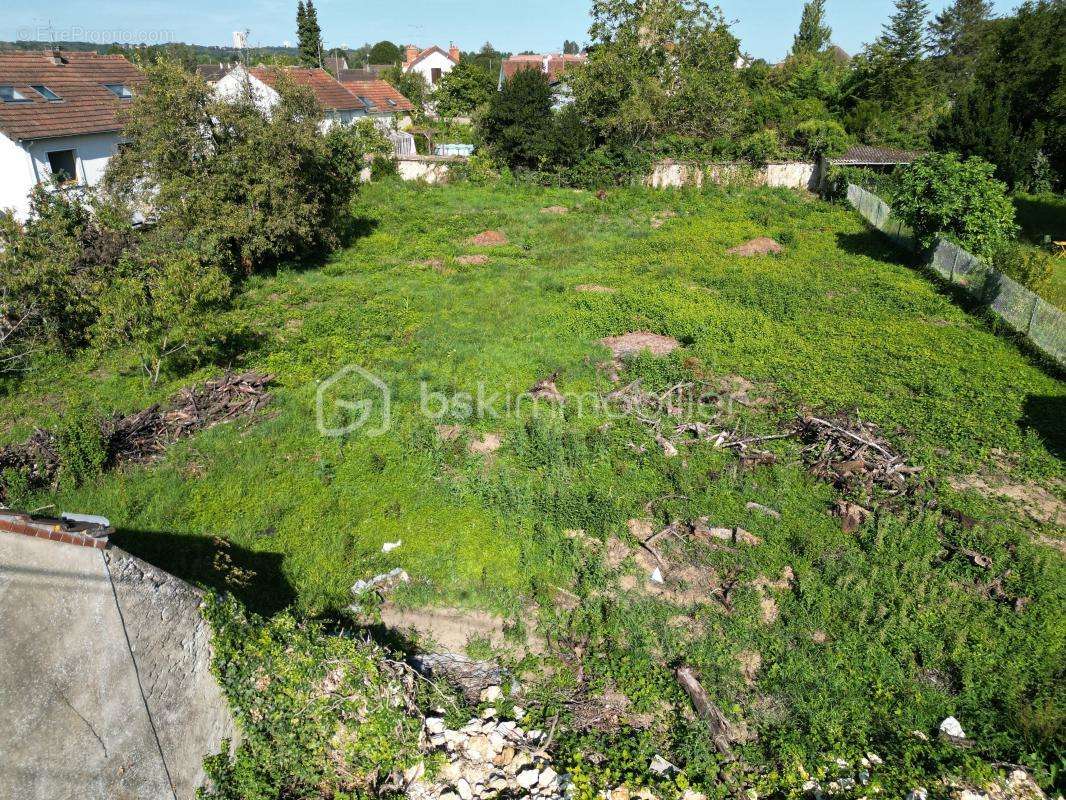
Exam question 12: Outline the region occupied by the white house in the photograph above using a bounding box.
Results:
[402,44,460,88]
[0,50,143,221]
[214,65,367,131]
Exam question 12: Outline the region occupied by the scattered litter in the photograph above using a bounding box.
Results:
[727,237,782,256]
[650,567,665,585]
[940,716,966,740]
[649,755,677,774]
[382,540,403,553]
[746,502,781,520]
[351,567,410,597]
[469,230,509,246]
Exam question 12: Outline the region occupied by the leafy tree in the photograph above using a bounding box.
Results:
[93,239,232,384]
[792,0,833,55]
[791,118,850,157]
[434,59,497,117]
[929,0,993,88]
[368,40,402,65]
[106,61,371,276]
[572,0,750,154]
[479,68,555,170]
[892,153,1017,260]
[297,0,323,67]
[935,0,1065,190]
[563,39,581,55]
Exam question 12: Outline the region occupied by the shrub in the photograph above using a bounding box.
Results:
[791,118,849,159]
[199,595,423,799]
[434,59,496,118]
[823,165,903,203]
[739,129,783,165]
[891,153,1018,261]
[478,68,555,171]
[55,403,107,488]
[993,243,1054,292]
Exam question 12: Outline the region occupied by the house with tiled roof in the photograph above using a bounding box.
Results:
[337,73,415,123]
[402,44,460,88]
[214,65,368,130]
[498,53,587,108]
[0,49,143,221]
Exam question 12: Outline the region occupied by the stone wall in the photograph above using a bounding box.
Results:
[646,159,820,191]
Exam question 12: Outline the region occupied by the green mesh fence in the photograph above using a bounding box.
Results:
[847,185,1065,366]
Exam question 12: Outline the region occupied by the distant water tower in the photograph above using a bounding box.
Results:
[232,30,248,50]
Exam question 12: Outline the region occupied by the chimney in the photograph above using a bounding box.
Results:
[50,48,67,65]
[405,45,419,65]
[449,43,461,62]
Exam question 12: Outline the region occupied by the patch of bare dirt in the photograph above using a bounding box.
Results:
[651,210,678,229]
[468,230,509,247]
[601,332,681,359]
[380,604,543,655]
[541,206,569,215]
[456,254,490,265]
[468,432,502,455]
[435,424,464,442]
[948,474,1064,526]
[574,284,618,294]
[727,237,783,256]
[736,650,762,685]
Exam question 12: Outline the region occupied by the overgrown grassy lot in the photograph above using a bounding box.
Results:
[4,181,1064,792]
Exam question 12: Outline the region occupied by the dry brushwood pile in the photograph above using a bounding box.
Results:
[0,371,272,499]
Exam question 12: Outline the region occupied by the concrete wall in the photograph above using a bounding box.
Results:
[0,130,122,221]
[0,532,237,800]
[396,155,457,184]
[645,159,819,191]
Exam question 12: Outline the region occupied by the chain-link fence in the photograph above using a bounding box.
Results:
[847,184,1065,367]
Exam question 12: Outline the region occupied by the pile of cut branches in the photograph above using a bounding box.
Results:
[0,371,272,502]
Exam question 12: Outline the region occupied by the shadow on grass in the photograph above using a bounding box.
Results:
[1021,394,1066,461]
[111,528,295,616]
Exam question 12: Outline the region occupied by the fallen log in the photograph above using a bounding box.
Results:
[675,665,736,755]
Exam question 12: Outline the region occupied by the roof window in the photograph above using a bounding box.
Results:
[104,83,133,99]
[359,95,377,111]
[31,85,62,101]
[0,85,29,103]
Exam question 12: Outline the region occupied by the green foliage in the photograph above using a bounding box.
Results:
[792,0,833,56]
[106,60,370,276]
[928,0,994,97]
[572,0,750,152]
[55,403,106,488]
[933,0,1066,191]
[199,594,423,799]
[382,66,430,123]
[92,239,232,384]
[368,40,402,65]
[892,153,1018,260]
[791,118,849,159]
[434,59,497,118]
[993,243,1055,292]
[823,165,903,203]
[296,0,323,67]
[479,68,556,171]
[740,129,783,165]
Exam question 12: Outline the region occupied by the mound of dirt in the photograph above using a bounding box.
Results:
[457,254,490,265]
[601,332,681,359]
[574,284,617,294]
[469,230,509,246]
[727,237,783,256]
[541,206,569,214]
[468,432,502,455]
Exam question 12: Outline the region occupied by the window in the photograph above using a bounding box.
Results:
[0,85,29,103]
[31,85,62,101]
[104,83,133,99]
[358,95,377,112]
[46,150,78,185]
[386,98,397,108]
[431,67,442,84]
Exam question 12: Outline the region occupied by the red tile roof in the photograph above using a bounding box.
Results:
[404,46,458,70]
[249,66,363,112]
[336,78,414,113]
[500,54,586,85]
[0,50,144,142]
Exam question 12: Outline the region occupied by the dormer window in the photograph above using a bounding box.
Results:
[0,85,29,103]
[104,83,133,99]
[31,85,62,101]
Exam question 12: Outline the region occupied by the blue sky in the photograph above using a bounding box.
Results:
[7,0,1018,63]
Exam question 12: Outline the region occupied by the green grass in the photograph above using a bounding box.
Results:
[3,180,1064,791]
[1014,193,1066,308]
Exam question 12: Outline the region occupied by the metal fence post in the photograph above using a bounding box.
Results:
[1027,294,1040,335]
